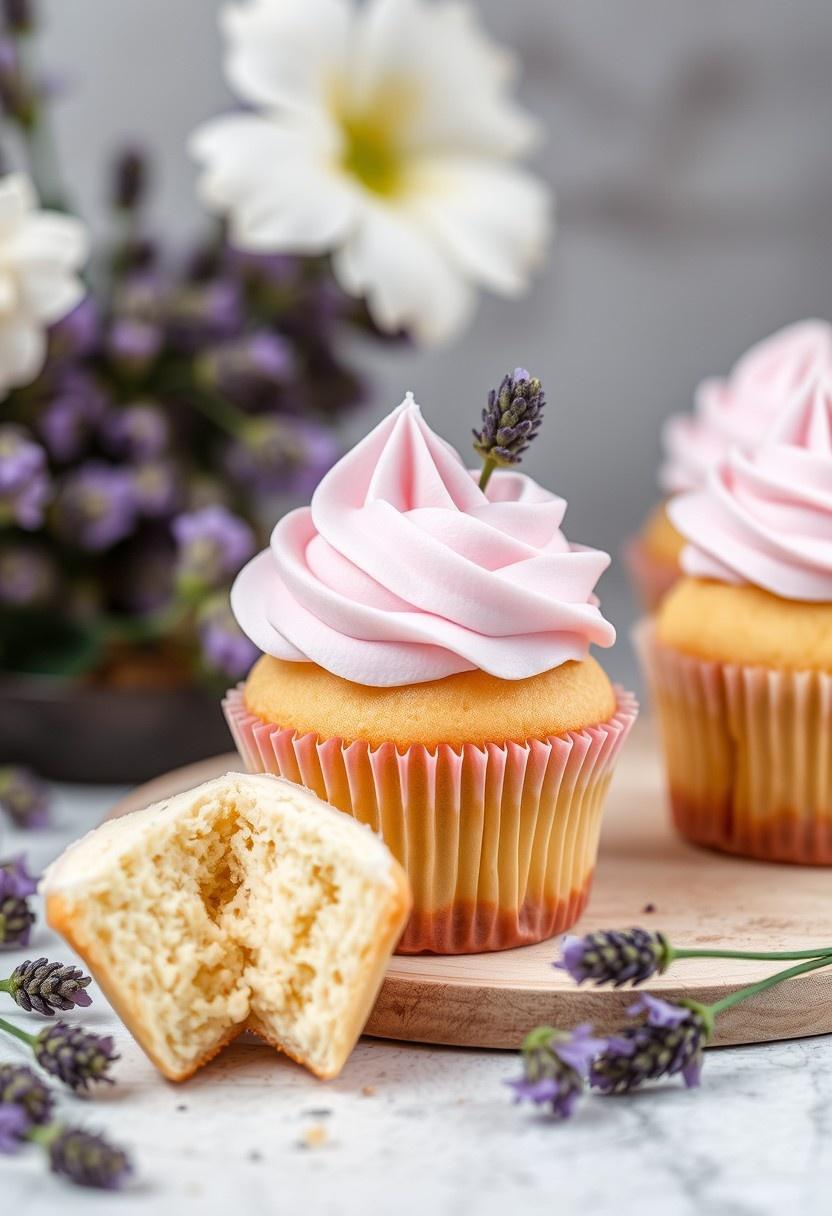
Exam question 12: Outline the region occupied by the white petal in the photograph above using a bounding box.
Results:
[332,200,474,344]
[18,267,86,324]
[6,212,89,271]
[0,316,46,392]
[0,173,36,237]
[403,157,552,295]
[350,0,538,156]
[192,113,358,254]
[221,0,351,116]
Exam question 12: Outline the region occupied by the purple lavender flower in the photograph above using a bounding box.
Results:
[0,425,51,529]
[166,278,243,350]
[0,1064,54,1127]
[48,296,100,358]
[131,460,180,518]
[590,994,709,1094]
[0,1102,29,1152]
[7,958,93,1016]
[46,1125,132,1189]
[172,504,254,589]
[507,1024,606,1120]
[226,416,337,497]
[0,543,57,607]
[557,928,671,988]
[0,767,50,829]
[473,369,546,482]
[0,888,35,948]
[0,856,38,899]
[54,463,137,551]
[107,317,162,371]
[100,402,169,459]
[198,596,258,679]
[200,329,295,398]
[34,1022,118,1092]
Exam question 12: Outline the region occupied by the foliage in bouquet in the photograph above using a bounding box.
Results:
[0,1,391,688]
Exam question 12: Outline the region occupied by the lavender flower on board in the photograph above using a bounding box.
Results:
[0,1064,54,1127]
[5,958,93,1016]
[32,1022,118,1093]
[43,1124,133,1190]
[557,928,672,987]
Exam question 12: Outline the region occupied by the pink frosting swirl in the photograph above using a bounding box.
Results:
[660,320,832,494]
[232,395,615,685]
[669,372,832,600]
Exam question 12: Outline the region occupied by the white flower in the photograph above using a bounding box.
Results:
[0,172,89,398]
[190,0,551,345]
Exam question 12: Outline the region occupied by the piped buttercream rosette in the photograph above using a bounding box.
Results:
[670,372,832,600]
[232,395,615,686]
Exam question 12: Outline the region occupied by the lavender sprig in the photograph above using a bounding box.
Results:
[0,856,38,948]
[0,1017,118,1092]
[507,1023,606,1120]
[473,367,545,490]
[3,958,93,1016]
[0,1064,54,1126]
[35,1123,133,1190]
[590,994,709,1094]
[0,766,51,829]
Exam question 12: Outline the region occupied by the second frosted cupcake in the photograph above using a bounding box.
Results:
[225,373,636,953]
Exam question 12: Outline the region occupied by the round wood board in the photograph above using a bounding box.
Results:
[107,721,832,1050]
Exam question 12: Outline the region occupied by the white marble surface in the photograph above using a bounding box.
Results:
[2,784,832,1216]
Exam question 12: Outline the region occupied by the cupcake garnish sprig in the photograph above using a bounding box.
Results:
[509,927,832,1120]
[473,368,545,491]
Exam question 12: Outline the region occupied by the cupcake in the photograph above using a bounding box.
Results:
[225,376,637,953]
[640,370,832,863]
[627,319,832,610]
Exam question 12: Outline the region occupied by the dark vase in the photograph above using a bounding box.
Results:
[0,672,233,784]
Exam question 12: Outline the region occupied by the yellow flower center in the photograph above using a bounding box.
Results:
[340,112,401,197]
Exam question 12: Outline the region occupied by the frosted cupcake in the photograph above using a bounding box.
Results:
[641,371,832,863]
[627,320,832,610]
[225,373,637,953]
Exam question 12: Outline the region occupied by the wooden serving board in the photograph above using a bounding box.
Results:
[108,722,832,1050]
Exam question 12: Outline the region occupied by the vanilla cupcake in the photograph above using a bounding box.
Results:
[225,382,636,953]
[627,320,832,610]
[640,371,832,863]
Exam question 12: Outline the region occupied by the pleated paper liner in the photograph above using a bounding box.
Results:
[636,620,832,864]
[223,686,638,954]
[622,535,680,613]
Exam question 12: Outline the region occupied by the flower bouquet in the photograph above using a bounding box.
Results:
[0,0,549,781]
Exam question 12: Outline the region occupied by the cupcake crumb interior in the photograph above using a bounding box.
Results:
[47,776,403,1079]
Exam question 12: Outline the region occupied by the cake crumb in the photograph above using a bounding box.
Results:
[302,1124,328,1149]
[642,902,657,914]
[362,1085,376,1097]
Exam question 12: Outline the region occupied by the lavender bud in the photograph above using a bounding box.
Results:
[107,317,162,372]
[8,958,93,1016]
[590,994,709,1094]
[0,893,35,948]
[557,928,671,987]
[172,504,254,590]
[0,765,50,828]
[0,424,51,529]
[0,1064,54,1126]
[0,1102,29,1152]
[46,1125,132,1189]
[198,595,258,679]
[2,0,33,34]
[473,368,546,471]
[225,416,337,497]
[54,462,137,552]
[34,1022,118,1092]
[100,401,169,460]
[507,1023,605,1121]
[111,146,147,211]
[0,856,38,898]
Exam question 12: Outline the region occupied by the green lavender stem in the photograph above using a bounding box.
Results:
[478,456,497,492]
[0,1014,36,1048]
[671,946,832,964]
[709,954,832,1018]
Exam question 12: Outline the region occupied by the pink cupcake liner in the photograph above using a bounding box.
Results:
[622,535,680,613]
[223,685,638,954]
[636,620,832,864]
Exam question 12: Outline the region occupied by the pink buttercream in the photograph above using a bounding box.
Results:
[231,395,615,685]
[660,319,832,494]
[670,372,832,600]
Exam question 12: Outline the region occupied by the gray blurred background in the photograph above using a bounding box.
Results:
[41,0,832,688]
